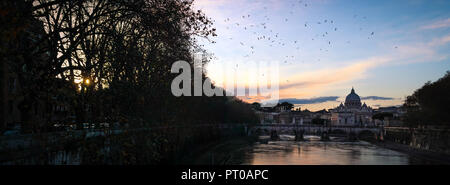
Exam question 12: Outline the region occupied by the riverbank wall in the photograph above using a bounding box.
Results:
[0,124,248,165]
[383,127,450,155]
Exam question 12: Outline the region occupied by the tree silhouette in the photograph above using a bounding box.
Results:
[1,0,257,133]
[404,71,450,127]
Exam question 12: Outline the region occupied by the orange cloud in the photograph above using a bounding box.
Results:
[236,34,450,103]
[277,57,389,98]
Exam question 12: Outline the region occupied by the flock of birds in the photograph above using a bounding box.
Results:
[209,0,396,65]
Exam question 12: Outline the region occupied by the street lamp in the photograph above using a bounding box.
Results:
[84,78,90,85]
[81,77,91,127]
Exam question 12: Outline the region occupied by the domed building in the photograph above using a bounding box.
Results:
[330,88,373,126]
[345,88,362,108]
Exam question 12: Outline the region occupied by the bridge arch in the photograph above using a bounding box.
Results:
[248,125,382,141]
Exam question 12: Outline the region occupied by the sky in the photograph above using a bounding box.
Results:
[192,0,450,111]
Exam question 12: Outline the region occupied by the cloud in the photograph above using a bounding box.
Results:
[361,96,395,101]
[193,0,274,19]
[278,95,396,105]
[229,33,449,104]
[277,57,389,96]
[279,96,340,104]
[199,1,450,107]
[276,33,450,99]
[428,34,450,47]
[421,18,450,30]
[193,0,229,7]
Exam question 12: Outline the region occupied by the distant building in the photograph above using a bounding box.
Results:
[255,111,279,124]
[373,106,405,126]
[375,106,405,119]
[291,110,314,125]
[330,88,374,126]
[254,88,378,126]
[255,108,329,125]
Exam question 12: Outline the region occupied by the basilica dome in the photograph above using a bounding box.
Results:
[344,87,362,108]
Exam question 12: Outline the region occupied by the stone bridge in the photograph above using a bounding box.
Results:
[249,124,383,141]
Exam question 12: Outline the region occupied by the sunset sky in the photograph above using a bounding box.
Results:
[193,0,450,111]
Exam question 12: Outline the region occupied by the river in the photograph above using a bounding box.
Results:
[189,135,440,165]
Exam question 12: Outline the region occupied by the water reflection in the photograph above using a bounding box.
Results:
[241,135,412,165]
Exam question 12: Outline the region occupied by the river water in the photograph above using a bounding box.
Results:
[214,135,438,165]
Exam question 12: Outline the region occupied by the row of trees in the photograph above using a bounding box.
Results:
[1,0,258,132]
[403,71,450,127]
[251,102,294,112]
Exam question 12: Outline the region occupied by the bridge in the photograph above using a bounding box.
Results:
[249,124,384,141]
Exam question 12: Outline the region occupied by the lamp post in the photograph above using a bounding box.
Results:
[81,77,91,127]
[84,78,90,86]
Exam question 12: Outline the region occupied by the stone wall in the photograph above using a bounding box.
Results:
[384,127,450,154]
[0,124,248,164]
